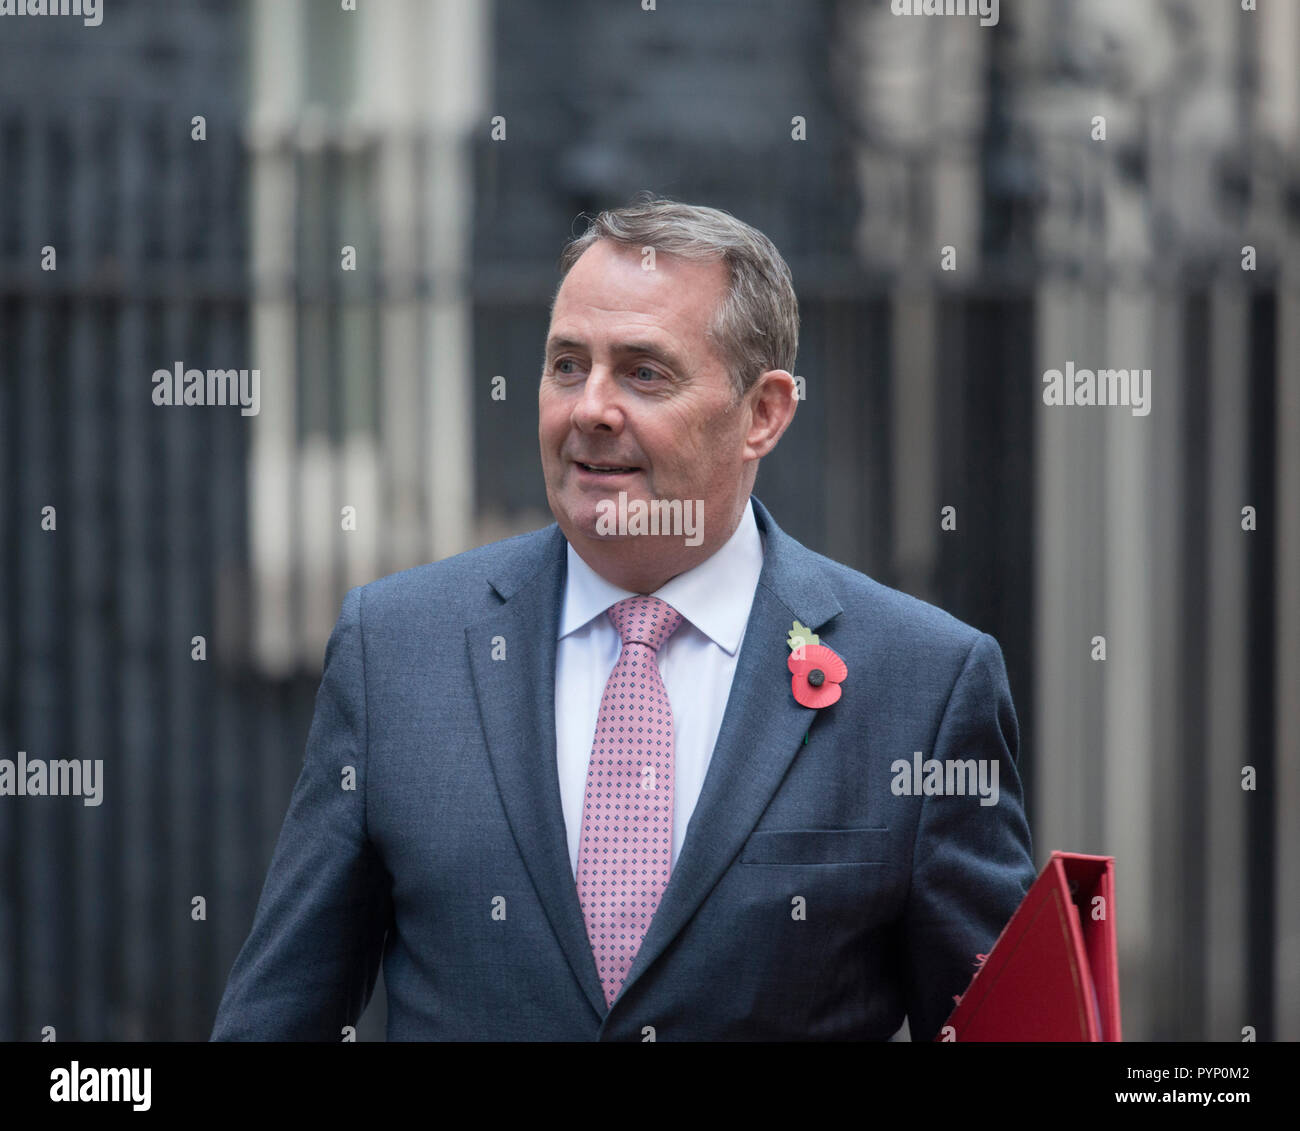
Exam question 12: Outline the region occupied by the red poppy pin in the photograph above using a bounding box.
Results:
[787,620,847,709]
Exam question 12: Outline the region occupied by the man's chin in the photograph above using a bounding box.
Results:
[558,488,651,531]
[562,509,634,545]
[561,509,673,554]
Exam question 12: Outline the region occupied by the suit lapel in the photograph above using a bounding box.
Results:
[465,528,608,1018]
[612,496,844,1008]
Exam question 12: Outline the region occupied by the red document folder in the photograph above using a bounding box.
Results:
[937,851,1121,1041]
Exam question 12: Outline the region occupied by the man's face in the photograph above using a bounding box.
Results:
[539,239,754,571]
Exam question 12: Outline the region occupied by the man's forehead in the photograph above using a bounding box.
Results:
[550,241,726,341]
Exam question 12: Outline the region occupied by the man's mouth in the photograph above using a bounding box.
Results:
[575,461,640,475]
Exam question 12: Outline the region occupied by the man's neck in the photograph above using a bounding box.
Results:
[568,496,750,594]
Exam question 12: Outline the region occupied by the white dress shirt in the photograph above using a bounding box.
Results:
[555,496,765,875]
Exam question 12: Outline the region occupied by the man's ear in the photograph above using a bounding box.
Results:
[742,369,798,461]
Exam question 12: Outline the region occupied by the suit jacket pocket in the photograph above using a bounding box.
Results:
[740,827,890,865]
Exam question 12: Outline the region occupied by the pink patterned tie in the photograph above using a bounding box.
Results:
[576,595,685,1007]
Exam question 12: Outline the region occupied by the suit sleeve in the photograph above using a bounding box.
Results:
[211,585,392,1040]
[901,632,1035,1042]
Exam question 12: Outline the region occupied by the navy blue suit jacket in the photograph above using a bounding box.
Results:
[211,495,1034,1041]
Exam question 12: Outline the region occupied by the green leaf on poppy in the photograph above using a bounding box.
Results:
[788,620,820,652]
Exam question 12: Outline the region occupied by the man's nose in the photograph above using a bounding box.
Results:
[571,366,624,432]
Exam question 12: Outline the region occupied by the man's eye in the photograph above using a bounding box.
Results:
[632,365,660,382]
[554,358,579,375]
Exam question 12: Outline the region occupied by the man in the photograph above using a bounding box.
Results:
[212,197,1034,1042]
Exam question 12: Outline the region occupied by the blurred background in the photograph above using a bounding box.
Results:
[0,0,1295,1042]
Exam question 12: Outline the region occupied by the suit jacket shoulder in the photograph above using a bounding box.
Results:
[788,546,985,654]
[351,522,565,630]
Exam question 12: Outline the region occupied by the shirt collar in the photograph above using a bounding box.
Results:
[559,496,764,655]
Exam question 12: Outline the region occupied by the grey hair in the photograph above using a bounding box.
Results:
[554,195,799,399]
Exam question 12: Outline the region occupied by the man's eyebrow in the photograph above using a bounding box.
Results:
[544,336,688,374]
[544,336,586,360]
[619,342,687,373]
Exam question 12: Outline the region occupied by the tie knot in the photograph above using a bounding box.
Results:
[607,595,684,652]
